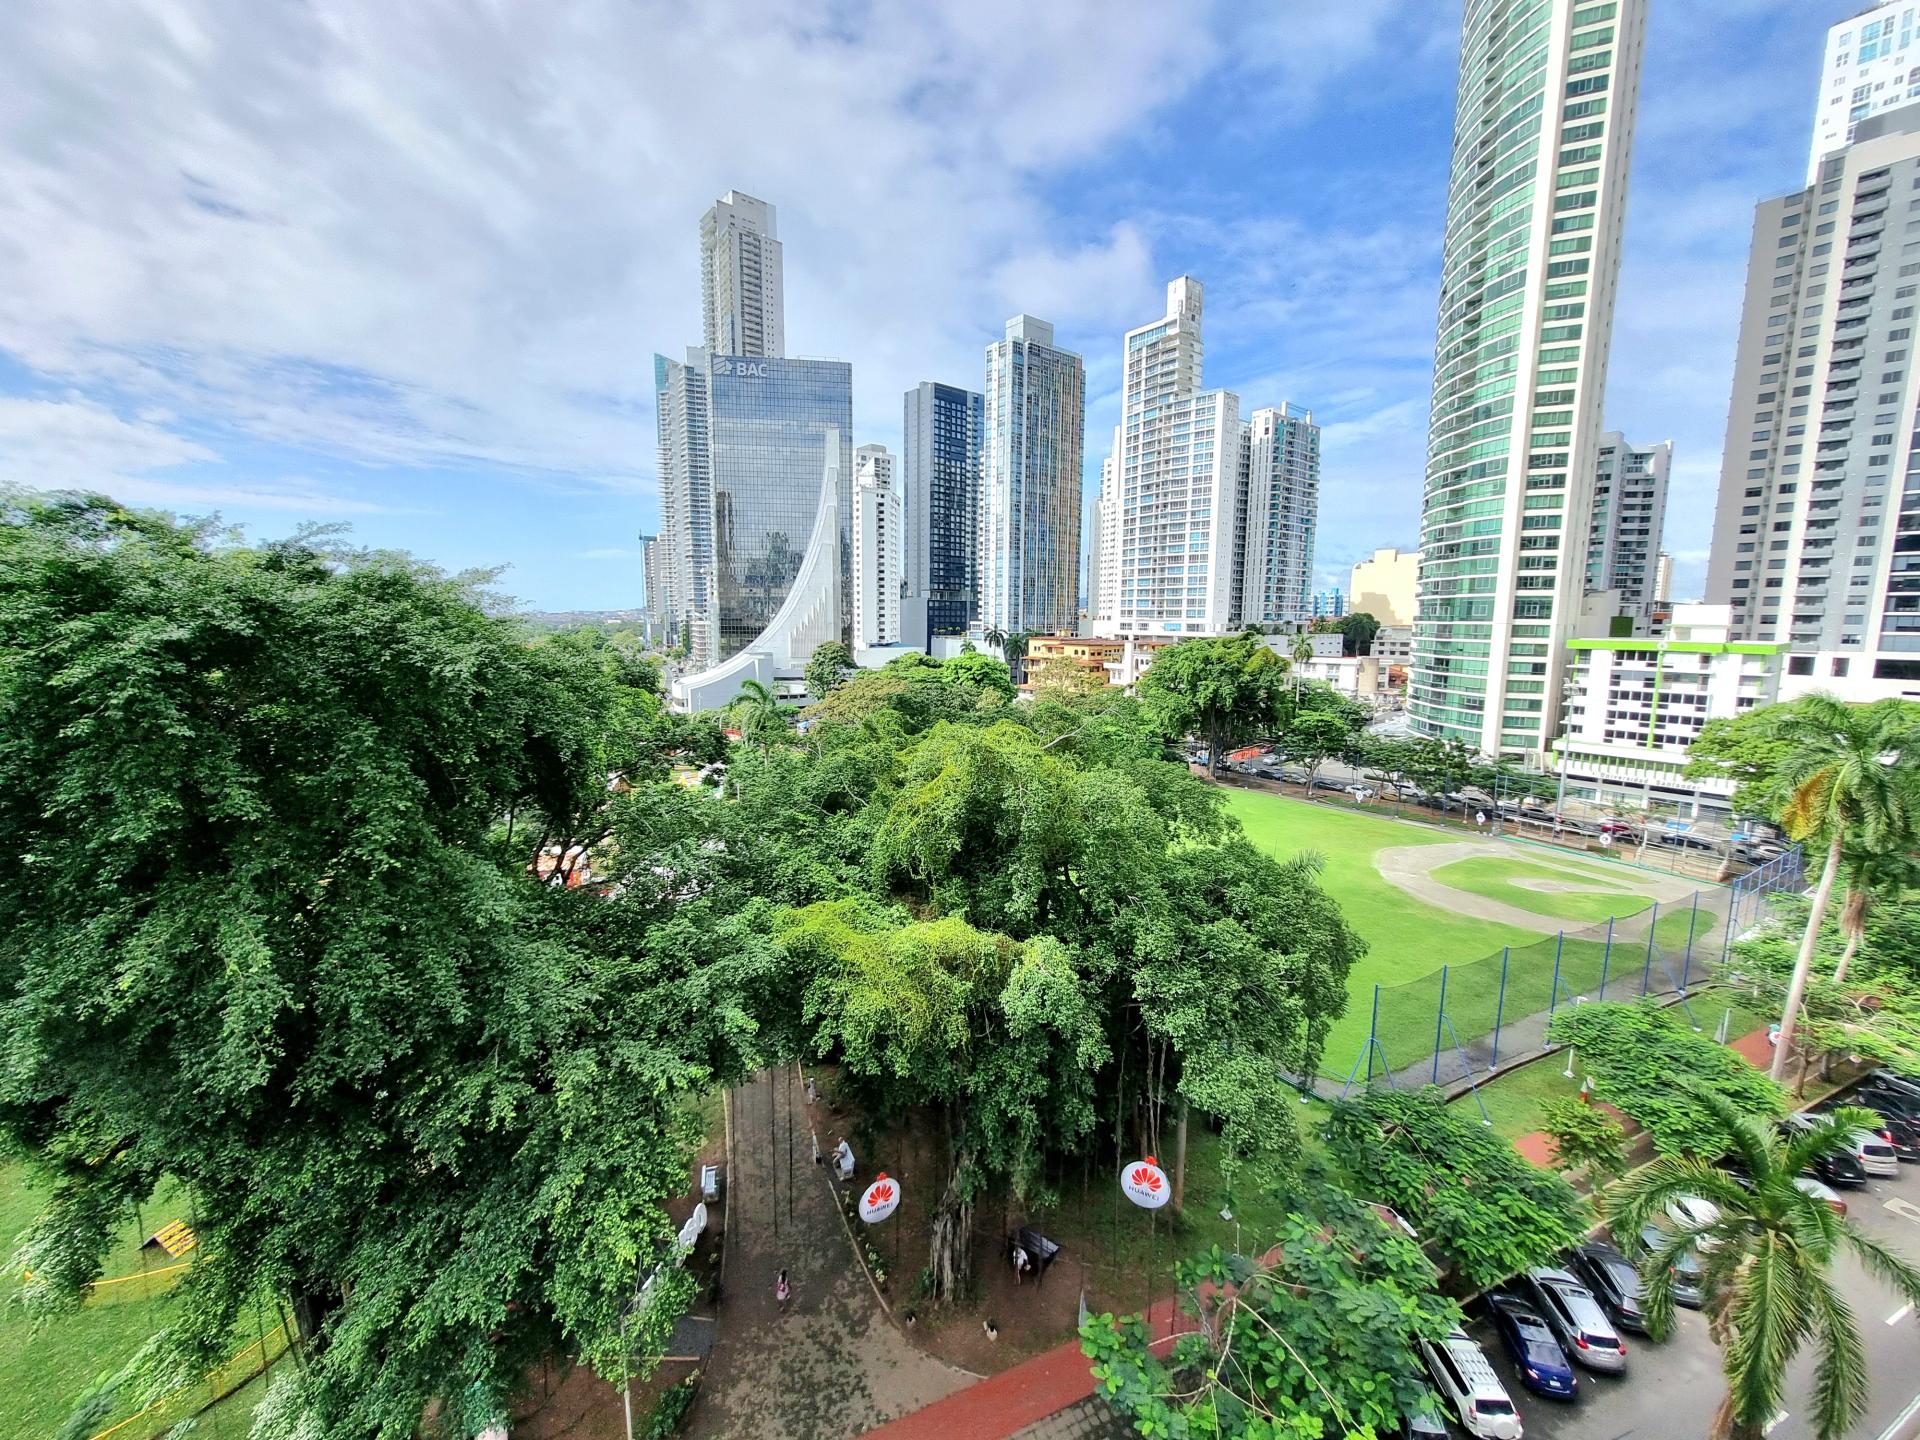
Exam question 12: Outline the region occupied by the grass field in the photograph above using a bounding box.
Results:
[1427,854,1666,924]
[0,1163,283,1439]
[1221,789,1727,1080]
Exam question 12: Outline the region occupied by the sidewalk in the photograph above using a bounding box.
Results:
[859,1297,1189,1440]
[686,1068,967,1440]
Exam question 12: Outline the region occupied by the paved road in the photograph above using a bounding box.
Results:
[686,1067,966,1440]
[1466,1169,1920,1440]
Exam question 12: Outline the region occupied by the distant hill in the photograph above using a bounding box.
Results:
[518,608,646,632]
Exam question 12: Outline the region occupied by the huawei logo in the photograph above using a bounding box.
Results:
[1130,1166,1163,1192]
[870,1182,895,1205]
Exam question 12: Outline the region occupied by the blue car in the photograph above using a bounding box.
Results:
[1485,1289,1578,1400]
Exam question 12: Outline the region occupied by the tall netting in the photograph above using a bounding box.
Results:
[1325,846,1807,1095]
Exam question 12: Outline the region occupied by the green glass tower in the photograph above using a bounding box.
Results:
[1409,0,1647,758]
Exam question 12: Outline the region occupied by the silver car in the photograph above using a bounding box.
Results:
[1524,1265,1628,1372]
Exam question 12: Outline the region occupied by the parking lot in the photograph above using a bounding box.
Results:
[1459,1169,1920,1440]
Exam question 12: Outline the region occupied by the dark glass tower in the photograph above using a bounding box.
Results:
[902,381,985,644]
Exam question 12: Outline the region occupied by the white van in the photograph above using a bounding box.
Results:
[1419,1327,1524,1439]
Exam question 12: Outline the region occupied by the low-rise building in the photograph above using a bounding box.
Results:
[1020,633,1179,692]
[1551,604,1783,817]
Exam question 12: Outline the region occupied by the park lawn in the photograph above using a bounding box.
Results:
[1222,790,1538,1074]
[1427,854,1663,924]
[0,1163,285,1439]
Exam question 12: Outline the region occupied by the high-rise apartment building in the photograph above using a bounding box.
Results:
[1409,0,1648,758]
[980,315,1085,636]
[701,191,785,359]
[901,381,985,645]
[1349,546,1420,627]
[1586,432,1671,623]
[1703,104,1920,690]
[654,350,714,662]
[1241,404,1320,627]
[853,444,904,648]
[1102,279,1244,636]
[1809,3,1920,184]
[1087,279,1318,636]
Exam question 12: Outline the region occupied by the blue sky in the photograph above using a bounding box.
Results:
[0,0,1819,613]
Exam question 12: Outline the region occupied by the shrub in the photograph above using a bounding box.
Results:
[1322,1088,1588,1290]
[1539,1097,1628,1182]
[646,1372,700,1439]
[1547,1000,1786,1157]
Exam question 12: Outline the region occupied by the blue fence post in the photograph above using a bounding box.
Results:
[1599,918,1614,1000]
[1491,946,1510,1069]
[1432,966,1449,1086]
[1681,892,1700,993]
[1366,984,1381,1084]
[1642,900,1660,994]
[1547,932,1566,1029]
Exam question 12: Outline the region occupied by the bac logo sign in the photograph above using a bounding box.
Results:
[713,360,770,378]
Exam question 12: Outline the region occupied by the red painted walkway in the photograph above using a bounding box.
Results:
[859,1297,1190,1440]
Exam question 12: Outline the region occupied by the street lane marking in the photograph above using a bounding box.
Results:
[1885,1197,1920,1226]
[1889,1303,1914,1326]
[1875,1389,1920,1440]
[1766,1410,1791,1434]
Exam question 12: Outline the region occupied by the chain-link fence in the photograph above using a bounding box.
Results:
[1326,846,1807,1095]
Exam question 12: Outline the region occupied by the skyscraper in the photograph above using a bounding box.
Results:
[1408,0,1648,758]
[1585,432,1671,624]
[1240,404,1320,627]
[901,381,985,645]
[853,444,903,648]
[661,191,855,711]
[701,191,785,359]
[980,315,1085,636]
[1809,3,1920,184]
[1097,278,1246,637]
[1704,103,1920,691]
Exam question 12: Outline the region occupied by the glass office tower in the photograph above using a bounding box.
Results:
[707,355,854,660]
[1409,0,1647,758]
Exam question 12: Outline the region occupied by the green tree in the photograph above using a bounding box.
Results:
[1692,695,1920,1080]
[0,498,747,1434]
[784,900,1106,1300]
[1279,708,1356,794]
[1139,631,1289,776]
[1322,1089,1588,1289]
[727,677,790,747]
[1609,1087,1920,1440]
[805,639,854,700]
[1290,630,1314,700]
[939,648,1018,702]
[1083,1172,1458,1440]
[1338,611,1381,657]
[1539,1097,1629,1183]
[1831,840,1920,984]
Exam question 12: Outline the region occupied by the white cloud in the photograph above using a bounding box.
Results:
[0,395,214,482]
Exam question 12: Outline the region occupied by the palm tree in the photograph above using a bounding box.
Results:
[1290,632,1313,700]
[1762,695,1918,1080]
[729,678,786,747]
[1610,1087,1920,1440]
[1831,841,1920,985]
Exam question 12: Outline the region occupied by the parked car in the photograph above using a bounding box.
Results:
[1348,784,1377,801]
[1635,1221,1705,1308]
[1856,1078,1920,1126]
[1822,1098,1920,1163]
[1868,1069,1920,1103]
[1570,1241,1651,1334]
[1485,1290,1578,1399]
[1665,1193,1724,1248]
[1418,1328,1525,1439]
[1597,819,1637,838]
[1783,1112,1897,1179]
[1401,1401,1451,1440]
[1795,1175,1848,1216]
[1772,1118,1869,1188]
[1523,1266,1627,1372]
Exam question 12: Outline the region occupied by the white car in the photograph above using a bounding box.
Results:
[1666,1194,1724,1250]
[1419,1327,1523,1439]
[1794,1176,1848,1216]
[1783,1112,1900,1179]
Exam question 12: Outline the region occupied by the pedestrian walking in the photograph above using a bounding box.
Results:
[1011,1243,1031,1285]
[832,1137,855,1183]
[1475,809,1488,831]
[776,1268,791,1312]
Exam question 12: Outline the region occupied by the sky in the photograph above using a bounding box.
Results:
[0,0,1824,613]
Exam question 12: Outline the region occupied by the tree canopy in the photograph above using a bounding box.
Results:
[0,498,765,1434]
[1138,630,1289,775]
